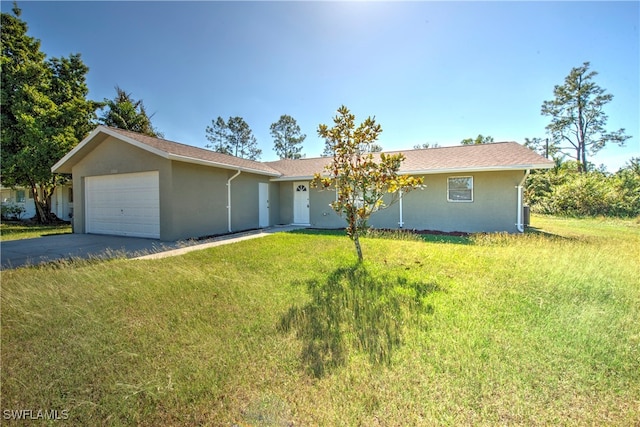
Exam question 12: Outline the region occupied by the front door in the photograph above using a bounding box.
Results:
[293,181,310,225]
[258,183,269,228]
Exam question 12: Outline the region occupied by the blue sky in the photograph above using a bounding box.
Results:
[6,1,639,171]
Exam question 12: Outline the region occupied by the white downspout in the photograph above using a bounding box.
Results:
[227,170,241,233]
[516,169,530,233]
[398,190,404,228]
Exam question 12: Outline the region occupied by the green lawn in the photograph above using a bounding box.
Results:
[1,215,639,425]
[0,222,72,241]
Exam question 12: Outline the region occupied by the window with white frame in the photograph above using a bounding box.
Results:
[447,176,473,202]
[16,190,26,203]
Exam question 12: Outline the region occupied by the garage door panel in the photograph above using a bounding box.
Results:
[85,171,160,239]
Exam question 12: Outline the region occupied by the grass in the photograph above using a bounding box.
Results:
[1,215,639,425]
[0,222,72,241]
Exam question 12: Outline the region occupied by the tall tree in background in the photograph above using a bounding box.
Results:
[226,116,261,160]
[312,106,423,262]
[270,114,306,159]
[322,137,382,157]
[1,5,100,223]
[100,86,162,137]
[413,142,440,149]
[523,137,562,160]
[541,61,630,173]
[461,134,494,145]
[205,116,232,154]
[205,116,261,159]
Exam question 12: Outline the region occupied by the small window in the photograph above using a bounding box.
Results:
[68,187,73,203]
[447,176,473,202]
[16,190,26,203]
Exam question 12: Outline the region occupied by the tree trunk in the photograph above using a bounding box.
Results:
[30,184,49,224]
[576,75,587,173]
[353,232,364,263]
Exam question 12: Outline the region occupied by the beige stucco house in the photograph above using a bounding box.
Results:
[52,126,554,241]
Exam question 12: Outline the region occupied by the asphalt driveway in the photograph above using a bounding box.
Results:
[0,226,304,270]
[0,234,183,269]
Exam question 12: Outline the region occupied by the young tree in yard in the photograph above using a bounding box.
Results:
[1,5,101,223]
[100,86,162,137]
[226,116,261,160]
[461,134,494,145]
[205,116,232,154]
[541,61,630,173]
[270,114,306,159]
[312,106,424,262]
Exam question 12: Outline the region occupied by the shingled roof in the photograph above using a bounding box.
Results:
[266,142,554,180]
[53,126,553,177]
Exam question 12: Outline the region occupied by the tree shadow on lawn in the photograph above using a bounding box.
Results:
[279,264,442,378]
[287,228,472,245]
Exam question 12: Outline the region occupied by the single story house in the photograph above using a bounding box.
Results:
[1,184,73,221]
[51,125,554,240]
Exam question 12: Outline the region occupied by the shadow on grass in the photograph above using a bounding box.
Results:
[524,226,574,241]
[279,264,441,378]
[287,228,472,245]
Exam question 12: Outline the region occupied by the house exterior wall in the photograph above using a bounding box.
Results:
[228,172,273,233]
[70,136,172,238]
[309,186,343,228]
[51,185,73,221]
[278,182,294,225]
[167,161,229,240]
[1,187,36,219]
[304,170,525,233]
[167,164,277,240]
[269,182,281,225]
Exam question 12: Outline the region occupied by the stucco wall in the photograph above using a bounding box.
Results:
[229,172,271,232]
[269,183,281,225]
[168,165,275,240]
[168,161,229,240]
[278,182,294,225]
[303,170,526,233]
[309,186,343,228]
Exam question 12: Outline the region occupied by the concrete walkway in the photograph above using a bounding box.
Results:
[133,225,304,261]
[1,225,304,269]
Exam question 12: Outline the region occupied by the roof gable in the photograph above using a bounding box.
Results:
[52,126,281,176]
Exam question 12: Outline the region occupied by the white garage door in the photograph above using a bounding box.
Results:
[85,171,160,239]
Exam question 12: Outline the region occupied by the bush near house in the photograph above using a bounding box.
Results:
[1,203,26,220]
[526,160,640,217]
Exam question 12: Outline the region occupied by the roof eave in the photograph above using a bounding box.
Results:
[271,163,554,181]
[166,154,281,177]
[400,163,555,175]
[270,175,317,182]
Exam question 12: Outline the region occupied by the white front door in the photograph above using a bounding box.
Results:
[258,183,269,228]
[293,181,310,225]
[85,171,160,239]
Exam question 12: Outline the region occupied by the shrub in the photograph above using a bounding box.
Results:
[527,162,640,218]
[1,203,26,220]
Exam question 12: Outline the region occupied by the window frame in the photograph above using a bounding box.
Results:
[447,176,474,203]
